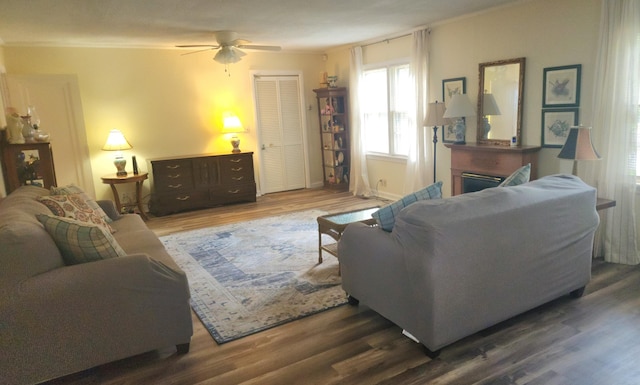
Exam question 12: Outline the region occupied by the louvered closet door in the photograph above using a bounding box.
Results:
[254,76,306,194]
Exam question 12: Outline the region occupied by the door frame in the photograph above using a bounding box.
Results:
[250,70,310,196]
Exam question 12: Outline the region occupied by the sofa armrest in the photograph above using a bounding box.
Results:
[97,199,122,221]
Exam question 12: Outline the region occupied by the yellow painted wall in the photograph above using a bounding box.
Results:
[3,47,326,200]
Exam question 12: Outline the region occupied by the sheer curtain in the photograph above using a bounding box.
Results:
[403,29,431,194]
[583,0,640,264]
[348,46,372,196]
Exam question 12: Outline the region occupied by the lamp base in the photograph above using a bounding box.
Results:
[454,118,466,144]
[114,157,127,177]
[230,136,241,153]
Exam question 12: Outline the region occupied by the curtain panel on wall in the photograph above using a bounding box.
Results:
[583,0,640,265]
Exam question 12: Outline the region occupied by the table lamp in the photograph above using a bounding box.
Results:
[482,92,501,139]
[557,125,601,176]
[443,94,476,144]
[102,129,132,176]
[222,112,246,153]
[424,101,448,183]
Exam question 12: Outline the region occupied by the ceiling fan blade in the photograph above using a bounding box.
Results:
[237,44,281,51]
[230,39,251,46]
[180,47,216,56]
[176,44,220,48]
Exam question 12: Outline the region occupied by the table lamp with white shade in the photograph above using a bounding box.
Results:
[481,92,501,139]
[442,94,476,144]
[222,112,246,153]
[102,129,132,176]
[557,125,601,176]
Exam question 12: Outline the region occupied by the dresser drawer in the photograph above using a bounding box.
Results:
[211,182,257,204]
[150,191,208,216]
[219,155,254,184]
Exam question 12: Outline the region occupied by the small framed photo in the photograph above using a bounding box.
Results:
[543,64,581,107]
[541,108,579,148]
[442,124,458,144]
[442,77,466,106]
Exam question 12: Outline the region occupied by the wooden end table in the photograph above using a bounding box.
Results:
[101,172,149,221]
[317,207,379,263]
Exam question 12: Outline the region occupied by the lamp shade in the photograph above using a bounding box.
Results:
[424,101,448,127]
[443,94,476,119]
[102,129,132,151]
[222,113,245,133]
[482,93,501,116]
[557,126,601,160]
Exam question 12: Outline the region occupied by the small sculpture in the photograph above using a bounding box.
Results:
[5,107,25,144]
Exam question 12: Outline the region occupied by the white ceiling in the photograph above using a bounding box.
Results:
[0,0,521,52]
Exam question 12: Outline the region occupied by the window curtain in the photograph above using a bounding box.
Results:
[583,0,640,264]
[403,29,431,194]
[348,46,372,196]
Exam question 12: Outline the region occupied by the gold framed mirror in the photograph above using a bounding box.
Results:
[477,57,526,146]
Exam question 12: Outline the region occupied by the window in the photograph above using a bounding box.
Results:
[361,63,414,156]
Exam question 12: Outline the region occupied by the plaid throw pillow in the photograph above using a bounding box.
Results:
[499,163,531,187]
[372,181,443,232]
[36,214,126,265]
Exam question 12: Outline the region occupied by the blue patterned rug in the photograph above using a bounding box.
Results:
[160,210,347,344]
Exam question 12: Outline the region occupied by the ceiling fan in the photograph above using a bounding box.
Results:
[176,31,281,65]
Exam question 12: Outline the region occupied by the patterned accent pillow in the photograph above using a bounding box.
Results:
[36,214,126,265]
[499,163,531,187]
[51,184,113,223]
[37,193,115,233]
[373,181,443,232]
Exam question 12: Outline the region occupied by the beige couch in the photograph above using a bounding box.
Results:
[339,174,599,356]
[0,186,193,385]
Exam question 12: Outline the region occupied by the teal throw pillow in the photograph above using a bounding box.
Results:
[499,163,531,187]
[36,214,126,265]
[373,181,443,232]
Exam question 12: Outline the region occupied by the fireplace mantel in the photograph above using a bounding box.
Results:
[444,143,541,196]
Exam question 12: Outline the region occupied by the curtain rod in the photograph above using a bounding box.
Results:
[360,28,430,48]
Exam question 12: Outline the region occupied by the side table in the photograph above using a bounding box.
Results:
[317,207,379,263]
[101,172,149,221]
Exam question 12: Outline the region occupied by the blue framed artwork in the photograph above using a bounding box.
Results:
[543,64,581,108]
[541,108,579,148]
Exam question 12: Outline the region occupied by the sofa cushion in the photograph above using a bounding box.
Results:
[373,181,443,232]
[51,184,113,223]
[36,214,126,265]
[499,163,531,187]
[37,193,115,233]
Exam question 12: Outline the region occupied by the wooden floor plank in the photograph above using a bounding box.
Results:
[46,188,640,385]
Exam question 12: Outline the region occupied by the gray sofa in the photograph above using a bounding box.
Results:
[338,174,599,356]
[0,186,193,385]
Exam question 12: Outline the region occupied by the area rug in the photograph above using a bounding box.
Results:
[159,209,347,344]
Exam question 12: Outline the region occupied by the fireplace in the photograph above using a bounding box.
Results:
[461,172,504,193]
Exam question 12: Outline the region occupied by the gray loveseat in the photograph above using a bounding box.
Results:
[338,174,599,356]
[0,186,193,385]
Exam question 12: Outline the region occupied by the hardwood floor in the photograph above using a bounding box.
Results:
[48,188,640,385]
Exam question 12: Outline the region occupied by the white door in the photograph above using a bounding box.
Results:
[2,74,95,196]
[253,74,308,194]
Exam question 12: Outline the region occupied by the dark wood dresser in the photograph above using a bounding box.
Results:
[149,152,256,216]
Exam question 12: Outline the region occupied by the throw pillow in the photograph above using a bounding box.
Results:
[373,181,443,232]
[499,163,531,187]
[51,184,113,223]
[37,193,115,233]
[36,214,126,265]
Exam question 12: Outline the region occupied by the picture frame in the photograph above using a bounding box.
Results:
[541,108,579,148]
[542,64,581,107]
[442,77,466,143]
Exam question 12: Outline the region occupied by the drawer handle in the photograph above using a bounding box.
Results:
[232,176,244,181]
[230,159,242,163]
[168,174,181,179]
[176,196,190,201]
[228,189,240,194]
[231,167,243,172]
[168,184,183,189]
[166,165,181,169]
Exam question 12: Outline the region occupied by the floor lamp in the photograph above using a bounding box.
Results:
[557,125,601,176]
[424,101,448,183]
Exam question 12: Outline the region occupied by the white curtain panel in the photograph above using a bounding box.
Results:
[348,46,373,197]
[403,29,432,194]
[583,0,640,264]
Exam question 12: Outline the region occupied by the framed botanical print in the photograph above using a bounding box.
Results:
[442,77,466,143]
[541,108,579,148]
[542,65,581,107]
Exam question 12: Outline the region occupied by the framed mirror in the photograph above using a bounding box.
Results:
[477,57,526,146]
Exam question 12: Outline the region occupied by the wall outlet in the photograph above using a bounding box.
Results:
[379,178,387,187]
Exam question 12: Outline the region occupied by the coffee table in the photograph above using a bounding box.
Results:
[317,207,379,263]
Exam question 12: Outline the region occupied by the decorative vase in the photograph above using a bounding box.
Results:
[21,116,35,142]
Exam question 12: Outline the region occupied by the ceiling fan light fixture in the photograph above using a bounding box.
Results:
[214,46,244,64]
